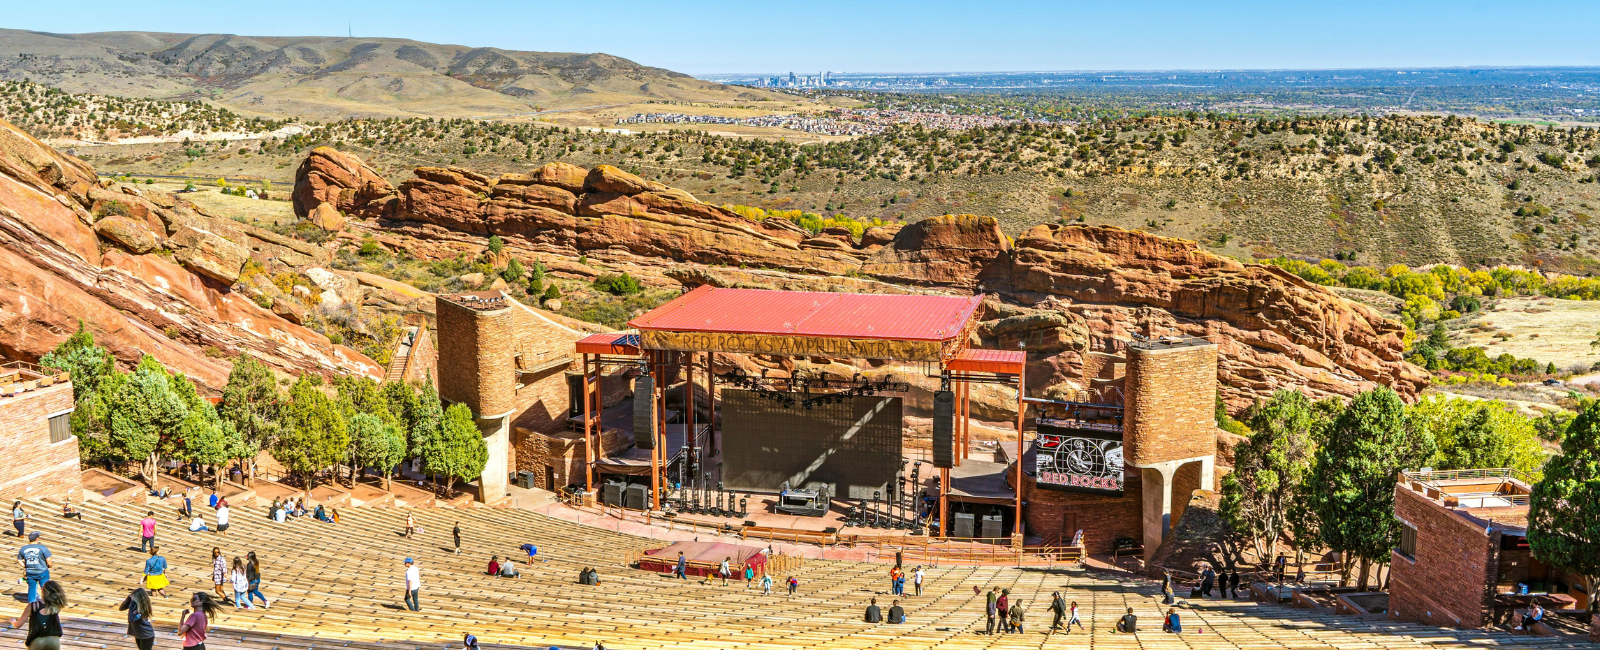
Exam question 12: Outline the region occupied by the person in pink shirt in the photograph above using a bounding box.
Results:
[177,592,218,650]
[138,512,156,553]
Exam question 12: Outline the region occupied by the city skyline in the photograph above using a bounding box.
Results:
[5,0,1599,74]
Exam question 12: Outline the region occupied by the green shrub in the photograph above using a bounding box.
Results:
[593,273,642,296]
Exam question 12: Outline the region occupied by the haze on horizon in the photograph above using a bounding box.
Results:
[5,0,1598,75]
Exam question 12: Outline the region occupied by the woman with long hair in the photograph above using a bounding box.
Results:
[177,592,219,650]
[210,548,228,602]
[245,552,268,609]
[118,588,156,650]
[229,557,252,609]
[11,580,65,650]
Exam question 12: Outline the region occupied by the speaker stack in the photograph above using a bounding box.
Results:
[634,375,656,450]
[932,390,954,469]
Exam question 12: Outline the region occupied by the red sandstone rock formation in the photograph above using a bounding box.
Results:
[0,119,381,391]
[294,148,1427,406]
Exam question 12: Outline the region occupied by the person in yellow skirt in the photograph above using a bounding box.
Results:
[142,547,169,598]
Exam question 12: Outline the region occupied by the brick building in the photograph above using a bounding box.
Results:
[1020,337,1217,560]
[1390,468,1595,639]
[434,291,630,501]
[0,362,82,501]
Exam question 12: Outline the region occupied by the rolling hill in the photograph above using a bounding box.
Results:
[0,29,782,120]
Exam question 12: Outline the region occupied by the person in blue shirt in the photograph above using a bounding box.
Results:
[16,532,51,603]
[674,551,687,580]
[520,543,542,563]
[143,547,169,598]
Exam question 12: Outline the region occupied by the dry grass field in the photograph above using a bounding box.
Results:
[1455,296,1600,370]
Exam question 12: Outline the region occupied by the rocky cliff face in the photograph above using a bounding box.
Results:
[297,147,1427,407]
[0,119,381,391]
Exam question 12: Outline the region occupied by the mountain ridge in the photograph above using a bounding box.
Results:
[0,29,778,120]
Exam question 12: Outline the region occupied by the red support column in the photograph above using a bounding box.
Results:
[1013,372,1026,544]
[686,353,694,476]
[707,352,717,454]
[583,354,594,494]
[650,351,662,511]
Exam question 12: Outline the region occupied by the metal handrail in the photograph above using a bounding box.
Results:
[1403,467,1534,493]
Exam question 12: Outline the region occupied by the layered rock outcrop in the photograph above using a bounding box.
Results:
[0,119,381,391]
[296,147,1427,406]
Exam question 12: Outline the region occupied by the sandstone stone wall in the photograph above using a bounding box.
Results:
[1389,485,1495,629]
[1124,343,1218,466]
[0,382,82,502]
[298,147,1428,410]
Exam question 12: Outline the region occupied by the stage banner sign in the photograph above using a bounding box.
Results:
[1033,422,1125,496]
[639,330,945,362]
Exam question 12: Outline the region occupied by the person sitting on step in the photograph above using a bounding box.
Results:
[497,558,520,578]
[487,556,501,576]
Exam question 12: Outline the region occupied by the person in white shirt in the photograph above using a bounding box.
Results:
[188,515,208,532]
[215,502,230,537]
[913,566,925,596]
[403,558,421,611]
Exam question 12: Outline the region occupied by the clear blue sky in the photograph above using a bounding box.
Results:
[7,0,1599,74]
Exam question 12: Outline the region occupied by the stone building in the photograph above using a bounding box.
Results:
[434,291,629,501]
[0,362,82,501]
[1020,337,1217,561]
[1389,468,1596,639]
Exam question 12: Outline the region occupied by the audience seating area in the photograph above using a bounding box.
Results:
[2,499,1594,650]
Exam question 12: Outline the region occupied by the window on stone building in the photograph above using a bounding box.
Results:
[1398,523,1417,560]
[48,412,72,443]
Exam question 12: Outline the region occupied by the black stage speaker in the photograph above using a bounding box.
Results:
[624,483,648,511]
[981,513,1003,538]
[566,373,584,419]
[932,390,955,468]
[954,512,976,538]
[602,481,624,507]
[634,375,656,450]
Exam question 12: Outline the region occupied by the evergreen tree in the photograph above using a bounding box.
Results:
[502,257,525,283]
[217,356,281,485]
[1220,390,1323,564]
[176,399,241,489]
[1527,401,1600,617]
[274,376,349,488]
[39,321,115,399]
[422,403,487,496]
[410,378,444,459]
[1308,387,1436,589]
[348,413,408,490]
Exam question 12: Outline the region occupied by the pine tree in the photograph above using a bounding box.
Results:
[275,376,349,489]
[422,403,488,497]
[217,356,281,485]
[40,321,115,399]
[348,413,407,491]
[1527,401,1600,617]
[1220,390,1323,564]
[1308,387,1435,589]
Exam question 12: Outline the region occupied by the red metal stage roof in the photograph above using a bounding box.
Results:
[575,332,641,355]
[629,286,984,342]
[947,348,1026,375]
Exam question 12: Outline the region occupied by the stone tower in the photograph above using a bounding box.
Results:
[435,292,515,503]
[1122,337,1218,563]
